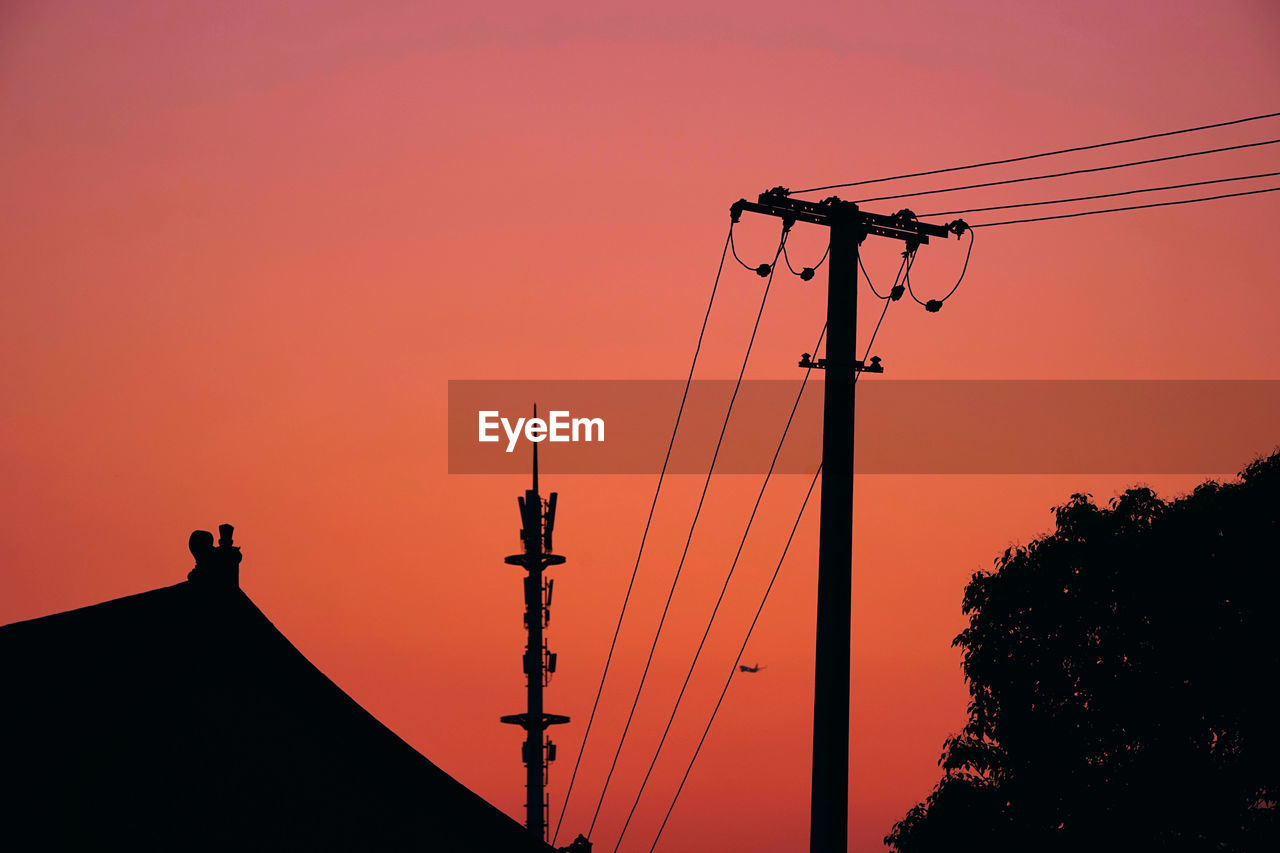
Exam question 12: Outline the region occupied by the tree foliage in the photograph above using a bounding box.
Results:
[887,452,1280,852]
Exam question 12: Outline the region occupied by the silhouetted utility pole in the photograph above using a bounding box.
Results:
[730,189,966,853]
[501,416,570,841]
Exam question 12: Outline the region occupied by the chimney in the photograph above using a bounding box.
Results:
[187,523,242,587]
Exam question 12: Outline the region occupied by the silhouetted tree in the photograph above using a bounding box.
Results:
[887,452,1280,852]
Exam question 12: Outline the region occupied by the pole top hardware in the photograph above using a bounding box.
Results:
[857,356,884,373]
[799,353,884,373]
[733,189,967,244]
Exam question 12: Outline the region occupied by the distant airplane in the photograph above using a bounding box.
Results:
[738,663,766,673]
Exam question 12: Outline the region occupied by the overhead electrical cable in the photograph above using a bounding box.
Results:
[851,139,1280,204]
[919,170,1280,217]
[620,114,1280,847]
[902,230,973,309]
[646,463,820,851]
[610,321,828,853]
[552,222,735,845]
[644,288,899,852]
[904,247,925,307]
[863,280,894,347]
[970,185,1280,228]
[585,224,792,840]
[782,241,831,278]
[730,229,782,276]
[791,110,1280,194]
[860,251,909,301]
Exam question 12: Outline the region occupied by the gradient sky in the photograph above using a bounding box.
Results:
[3,2,1279,851]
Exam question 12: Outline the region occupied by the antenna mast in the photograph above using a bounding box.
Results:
[501,406,570,841]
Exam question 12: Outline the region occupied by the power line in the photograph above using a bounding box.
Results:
[903,230,973,310]
[791,110,1280,194]
[860,284,895,366]
[863,280,894,347]
[971,185,1280,228]
[584,224,791,840]
[782,241,831,278]
[647,465,820,853]
[645,289,899,853]
[635,130,1275,847]
[936,229,974,305]
[611,321,828,853]
[860,251,908,301]
[919,170,1280,217]
[851,139,1280,204]
[552,221,734,845]
[730,228,779,275]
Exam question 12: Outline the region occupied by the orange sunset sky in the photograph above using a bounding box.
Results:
[3,3,1279,851]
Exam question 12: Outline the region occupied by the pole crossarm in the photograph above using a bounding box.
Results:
[731,187,966,243]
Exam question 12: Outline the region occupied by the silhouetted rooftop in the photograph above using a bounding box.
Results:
[0,578,552,852]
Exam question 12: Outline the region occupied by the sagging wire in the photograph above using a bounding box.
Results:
[552,219,736,845]
[860,250,910,301]
[646,279,900,851]
[790,110,1280,195]
[610,319,828,853]
[970,185,1280,227]
[730,228,779,278]
[905,228,973,312]
[782,241,831,281]
[584,221,792,841]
